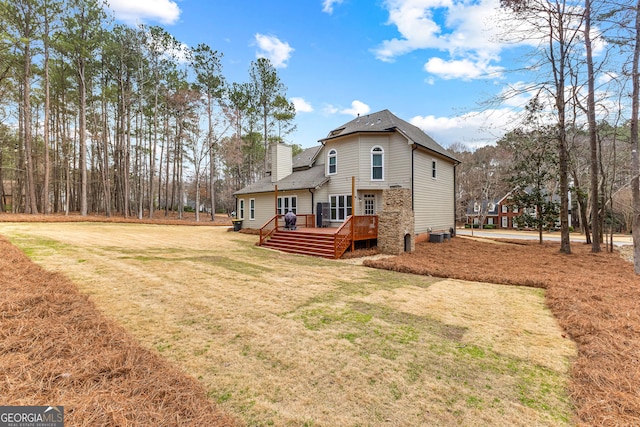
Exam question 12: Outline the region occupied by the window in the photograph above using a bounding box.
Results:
[238,199,245,220]
[488,203,495,212]
[249,198,255,220]
[487,217,494,225]
[328,149,337,175]
[473,202,480,213]
[364,194,375,215]
[502,216,508,228]
[502,204,508,213]
[330,195,352,221]
[371,146,384,180]
[431,159,437,179]
[277,196,297,215]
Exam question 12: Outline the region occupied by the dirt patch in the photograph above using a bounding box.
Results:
[365,237,640,426]
[0,235,238,426]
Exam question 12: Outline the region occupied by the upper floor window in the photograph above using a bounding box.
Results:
[328,149,337,175]
[371,146,384,181]
[502,204,508,213]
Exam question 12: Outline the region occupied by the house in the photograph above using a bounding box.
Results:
[466,196,522,229]
[233,109,459,257]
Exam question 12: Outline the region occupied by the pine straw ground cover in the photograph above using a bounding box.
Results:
[0,235,238,426]
[365,237,640,426]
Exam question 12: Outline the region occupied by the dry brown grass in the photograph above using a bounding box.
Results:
[0,222,576,426]
[0,211,233,227]
[0,234,238,426]
[365,236,640,426]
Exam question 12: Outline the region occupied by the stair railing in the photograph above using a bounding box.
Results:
[334,215,354,258]
[259,215,279,246]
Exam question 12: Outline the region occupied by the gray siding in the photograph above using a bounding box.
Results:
[413,149,456,234]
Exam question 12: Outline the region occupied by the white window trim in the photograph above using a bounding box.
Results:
[328,149,337,175]
[238,199,245,220]
[371,146,384,181]
[249,198,255,220]
[329,194,352,222]
[277,195,297,215]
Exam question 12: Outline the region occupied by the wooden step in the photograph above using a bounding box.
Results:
[262,230,338,258]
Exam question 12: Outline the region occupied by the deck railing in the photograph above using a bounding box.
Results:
[353,215,378,240]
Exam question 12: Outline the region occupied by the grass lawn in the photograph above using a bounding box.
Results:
[1,222,576,426]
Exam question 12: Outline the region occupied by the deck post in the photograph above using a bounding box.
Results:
[351,176,355,252]
[274,185,278,230]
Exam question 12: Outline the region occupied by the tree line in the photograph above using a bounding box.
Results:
[451,0,640,272]
[5,0,640,271]
[0,0,296,221]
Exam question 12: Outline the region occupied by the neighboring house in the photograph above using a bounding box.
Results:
[233,109,459,238]
[467,191,549,229]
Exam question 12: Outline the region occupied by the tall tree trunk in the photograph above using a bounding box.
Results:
[42,11,51,215]
[631,0,640,274]
[208,94,216,221]
[23,38,38,214]
[585,0,600,252]
[78,57,88,216]
[553,0,571,254]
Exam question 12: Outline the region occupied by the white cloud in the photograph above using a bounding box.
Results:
[322,0,344,14]
[372,0,509,81]
[323,104,339,115]
[410,108,521,149]
[340,100,371,117]
[424,57,504,80]
[291,97,314,113]
[107,0,181,25]
[255,34,294,68]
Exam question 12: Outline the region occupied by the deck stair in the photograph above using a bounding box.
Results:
[261,229,336,258]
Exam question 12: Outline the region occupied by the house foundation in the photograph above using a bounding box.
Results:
[377,188,415,255]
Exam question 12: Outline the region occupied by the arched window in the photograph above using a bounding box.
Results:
[371,146,384,180]
[328,149,337,175]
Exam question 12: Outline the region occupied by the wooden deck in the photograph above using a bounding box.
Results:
[259,215,378,259]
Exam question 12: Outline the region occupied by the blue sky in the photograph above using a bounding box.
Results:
[105,0,536,150]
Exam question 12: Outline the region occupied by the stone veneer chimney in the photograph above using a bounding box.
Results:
[271,143,292,183]
[377,188,415,255]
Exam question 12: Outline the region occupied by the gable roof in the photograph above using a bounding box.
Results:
[233,164,329,196]
[320,109,459,163]
[292,145,322,170]
[466,199,500,216]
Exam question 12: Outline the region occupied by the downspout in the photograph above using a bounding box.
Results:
[308,188,314,227]
[453,162,458,236]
